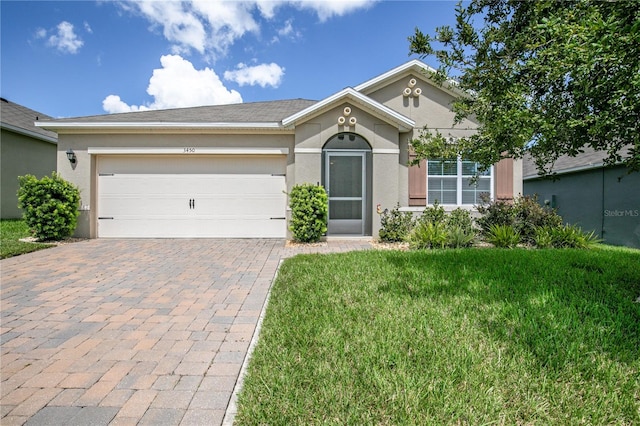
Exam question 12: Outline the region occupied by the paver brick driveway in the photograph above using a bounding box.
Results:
[1,238,371,425]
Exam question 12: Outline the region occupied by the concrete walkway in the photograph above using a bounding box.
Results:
[1,239,371,425]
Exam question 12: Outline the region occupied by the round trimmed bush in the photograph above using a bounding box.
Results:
[17,172,80,241]
[288,184,328,243]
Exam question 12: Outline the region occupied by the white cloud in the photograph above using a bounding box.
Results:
[135,1,207,54]
[103,54,242,113]
[47,21,84,54]
[278,19,295,37]
[191,1,260,54]
[102,95,149,113]
[84,21,93,34]
[125,1,259,57]
[120,0,376,56]
[35,28,47,39]
[294,0,376,22]
[224,62,285,88]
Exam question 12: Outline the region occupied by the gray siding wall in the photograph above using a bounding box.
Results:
[524,166,640,249]
[1,129,57,218]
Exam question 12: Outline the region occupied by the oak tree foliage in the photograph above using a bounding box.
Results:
[409,0,640,175]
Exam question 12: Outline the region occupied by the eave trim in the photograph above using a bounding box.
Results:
[36,121,283,131]
[282,88,415,131]
[1,122,58,144]
[87,147,289,155]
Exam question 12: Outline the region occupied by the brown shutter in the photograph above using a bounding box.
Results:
[495,158,514,201]
[409,151,427,206]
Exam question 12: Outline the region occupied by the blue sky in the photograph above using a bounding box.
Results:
[1,1,460,118]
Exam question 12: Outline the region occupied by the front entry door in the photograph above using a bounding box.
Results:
[325,151,366,235]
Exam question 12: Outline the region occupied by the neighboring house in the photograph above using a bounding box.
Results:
[523,148,640,249]
[37,60,522,239]
[1,98,58,219]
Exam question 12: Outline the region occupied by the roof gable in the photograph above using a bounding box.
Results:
[282,88,415,132]
[354,59,464,99]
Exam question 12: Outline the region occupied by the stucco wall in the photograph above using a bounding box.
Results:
[524,165,640,249]
[364,72,477,133]
[1,129,57,218]
[293,103,402,236]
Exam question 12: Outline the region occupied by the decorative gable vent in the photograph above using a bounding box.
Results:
[403,78,422,97]
[337,106,357,131]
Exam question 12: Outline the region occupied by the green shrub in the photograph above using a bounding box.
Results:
[417,200,446,225]
[477,195,562,244]
[408,221,448,249]
[445,208,475,235]
[533,226,554,248]
[476,197,515,235]
[17,173,80,241]
[378,204,415,242]
[447,225,476,248]
[550,224,601,249]
[486,224,520,248]
[288,184,328,243]
[407,204,476,249]
[513,196,563,244]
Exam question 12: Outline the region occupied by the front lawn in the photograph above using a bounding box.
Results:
[236,247,640,424]
[0,219,53,259]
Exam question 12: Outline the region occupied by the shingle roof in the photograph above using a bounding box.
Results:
[523,146,632,178]
[51,99,318,124]
[0,98,57,142]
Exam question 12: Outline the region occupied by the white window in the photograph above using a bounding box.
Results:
[427,158,493,205]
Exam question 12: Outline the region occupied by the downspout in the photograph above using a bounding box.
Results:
[601,167,605,240]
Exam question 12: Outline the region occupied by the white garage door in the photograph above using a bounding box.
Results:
[97,155,287,238]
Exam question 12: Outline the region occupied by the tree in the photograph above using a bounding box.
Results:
[408,0,640,175]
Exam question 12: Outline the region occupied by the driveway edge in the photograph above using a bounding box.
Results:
[222,258,283,425]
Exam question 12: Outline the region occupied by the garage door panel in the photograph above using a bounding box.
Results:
[191,217,285,238]
[194,194,284,216]
[97,157,287,238]
[99,199,189,217]
[193,175,286,195]
[99,179,187,195]
[98,217,285,238]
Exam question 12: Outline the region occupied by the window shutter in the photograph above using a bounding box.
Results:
[409,151,427,206]
[495,158,514,201]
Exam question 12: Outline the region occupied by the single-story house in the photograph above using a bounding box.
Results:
[523,148,640,249]
[1,98,58,219]
[37,60,522,239]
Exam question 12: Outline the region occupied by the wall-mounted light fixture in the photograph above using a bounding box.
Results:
[66,148,77,164]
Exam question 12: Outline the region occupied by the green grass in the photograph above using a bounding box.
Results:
[236,247,640,425]
[0,219,53,259]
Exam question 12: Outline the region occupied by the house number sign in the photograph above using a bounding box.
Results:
[183,147,196,153]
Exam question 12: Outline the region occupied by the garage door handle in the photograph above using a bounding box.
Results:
[189,199,195,209]
[270,217,286,220]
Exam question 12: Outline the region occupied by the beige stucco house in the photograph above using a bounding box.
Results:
[1,98,58,219]
[37,60,522,239]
